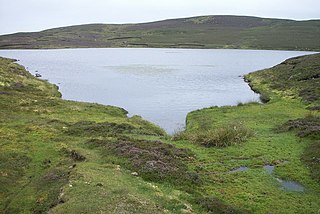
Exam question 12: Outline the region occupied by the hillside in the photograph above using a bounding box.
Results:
[1,15,320,51]
[0,53,319,213]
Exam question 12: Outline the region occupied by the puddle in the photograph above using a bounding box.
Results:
[263,165,275,174]
[278,180,305,192]
[229,166,249,173]
[263,164,305,192]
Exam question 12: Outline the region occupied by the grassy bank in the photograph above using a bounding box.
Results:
[0,53,319,213]
[0,57,202,213]
[1,15,320,51]
[173,53,320,213]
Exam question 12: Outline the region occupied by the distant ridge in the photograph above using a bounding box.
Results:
[1,15,319,51]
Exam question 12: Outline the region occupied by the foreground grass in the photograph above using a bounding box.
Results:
[0,53,319,213]
[173,53,320,213]
[0,57,204,213]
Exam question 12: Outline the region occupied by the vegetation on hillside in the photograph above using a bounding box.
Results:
[1,15,320,51]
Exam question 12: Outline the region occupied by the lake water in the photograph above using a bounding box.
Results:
[0,48,313,133]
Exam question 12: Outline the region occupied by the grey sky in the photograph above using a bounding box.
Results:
[0,0,319,35]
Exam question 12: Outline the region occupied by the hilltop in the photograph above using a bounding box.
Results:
[1,15,320,51]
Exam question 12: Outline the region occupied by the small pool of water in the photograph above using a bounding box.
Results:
[229,166,249,173]
[263,164,305,192]
[263,165,275,174]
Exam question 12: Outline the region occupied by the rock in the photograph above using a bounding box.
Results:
[69,164,77,169]
[35,73,42,77]
[131,172,138,176]
[180,208,194,214]
[180,203,194,214]
[58,191,65,204]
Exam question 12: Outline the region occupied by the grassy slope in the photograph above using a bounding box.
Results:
[174,53,320,213]
[0,53,319,214]
[1,15,320,51]
[0,57,201,214]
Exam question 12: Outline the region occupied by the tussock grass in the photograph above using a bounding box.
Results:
[174,122,254,147]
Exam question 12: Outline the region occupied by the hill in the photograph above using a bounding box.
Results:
[1,15,320,51]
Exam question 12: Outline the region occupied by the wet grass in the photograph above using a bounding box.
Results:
[0,56,199,213]
[171,53,320,213]
[278,114,320,182]
[1,53,320,213]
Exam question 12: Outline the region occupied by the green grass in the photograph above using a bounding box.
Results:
[171,53,320,213]
[0,53,320,213]
[1,15,320,51]
[173,122,254,147]
[0,57,202,213]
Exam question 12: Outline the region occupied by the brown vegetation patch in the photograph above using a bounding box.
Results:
[87,138,201,186]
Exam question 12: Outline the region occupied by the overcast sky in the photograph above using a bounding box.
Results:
[0,0,319,35]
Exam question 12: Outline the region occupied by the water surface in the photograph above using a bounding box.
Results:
[264,164,305,192]
[0,48,313,133]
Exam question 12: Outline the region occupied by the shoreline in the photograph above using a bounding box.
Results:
[1,48,314,135]
[0,53,319,213]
